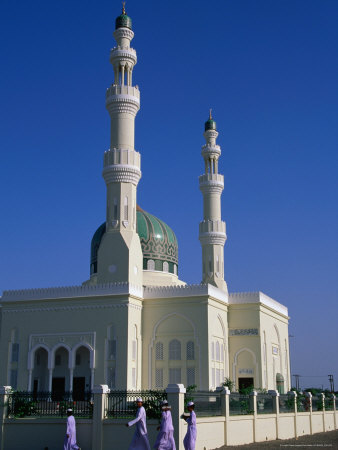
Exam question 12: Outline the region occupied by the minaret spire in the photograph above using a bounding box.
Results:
[199,113,227,292]
[96,7,143,285]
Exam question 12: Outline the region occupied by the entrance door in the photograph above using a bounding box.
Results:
[238,377,254,392]
[73,377,86,401]
[52,377,65,401]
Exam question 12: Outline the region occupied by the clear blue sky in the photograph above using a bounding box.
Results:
[0,0,337,390]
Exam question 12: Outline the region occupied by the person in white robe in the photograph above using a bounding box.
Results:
[183,401,197,450]
[154,401,176,450]
[126,397,151,450]
[64,409,80,450]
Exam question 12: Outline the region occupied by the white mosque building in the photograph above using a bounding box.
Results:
[0,7,290,399]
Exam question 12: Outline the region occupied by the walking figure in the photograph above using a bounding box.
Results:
[126,397,151,450]
[154,400,176,449]
[64,408,80,450]
[183,401,196,450]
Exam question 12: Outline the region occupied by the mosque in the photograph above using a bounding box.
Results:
[0,7,290,399]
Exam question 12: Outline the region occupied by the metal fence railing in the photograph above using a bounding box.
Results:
[7,391,93,418]
[311,396,323,412]
[279,394,294,413]
[324,397,334,411]
[184,391,222,417]
[106,391,167,420]
[256,394,273,414]
[229,393,252,415]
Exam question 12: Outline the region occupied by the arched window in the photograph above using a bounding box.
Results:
[169,339,181,360]
[211,342,215,361]
[155,342,164,360]
[216,255,220,272]
[187,341,194,360]
[216,341,220,361]
[147,259,155,270]
[163,261,169,272]
[221,343,224,362]
[124,196,128,220]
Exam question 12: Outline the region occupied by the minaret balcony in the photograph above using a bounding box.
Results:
[199,220,226,235]
[199,173,224,194]
[103,147,141,169]
[201,144,221,158]
[106,85,140,115]
[110,47,137,67]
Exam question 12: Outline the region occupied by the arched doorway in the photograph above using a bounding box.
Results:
[32,347,49,392]
[73,346,91,400]
[276,373,284,394]
[52,346,70,400]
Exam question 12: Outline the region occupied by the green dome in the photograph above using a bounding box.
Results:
[205,118,217,132]
[90,207,178,276]
[115,14,132,30]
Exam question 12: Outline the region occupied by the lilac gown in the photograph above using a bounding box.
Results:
[63,415,80,450]
[183,410,197,450]
[128,406,151,450]
[154,410,176,450]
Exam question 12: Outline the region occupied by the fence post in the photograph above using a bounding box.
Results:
[332,394,337,430]
[166,383,186,450]
[250,390,257,442]
[91,384,109,450]
[268,390,279,439]
[288,391,297,438]
[304,392,312,435]
[321,393,326,432]
[0,386,11,450]
[222,388,230,446]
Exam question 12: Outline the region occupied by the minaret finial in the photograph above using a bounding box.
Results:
[209,108,212,120]
[122,1,126,14]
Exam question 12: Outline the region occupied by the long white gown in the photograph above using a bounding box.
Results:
[63,415,80,450]
[128,406,151,450]
[183,410,197,450]
[154,410,176,450]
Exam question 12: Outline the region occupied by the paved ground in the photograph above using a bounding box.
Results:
[213,429,338,449]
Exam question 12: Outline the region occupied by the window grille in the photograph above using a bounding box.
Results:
[211,342,215,361]
[187,367,195,387]
[76,353,81,366]
[107,367,116,389]
[220,369,224,385]
[132,340,137,361]
[216,341,220,361]
[108,340,117,360]
[11,343,19,363]
[155,342,164,360]
[10,369,18,389]
[55,354,61,366]
[155,369,163,388]
[187,341,194,360]
[163,261,169,272]
[169,368,181,384]
[132,368,136,388]
[169,339,181,360]
[221,344,224,362]
[124,197,128,220]
[147,259,155,270]
[216,368,220,386]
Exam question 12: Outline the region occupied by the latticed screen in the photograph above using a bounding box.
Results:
[216,342,220,361]
[132,340,137,361]
[187,341,194,360]
[155,342,164,360]
[216,368,220,386]
[169,339,181,360]
[155,368,163,388]
[187,367,195,387]
[169,368,181,384]
[132,368,136,388]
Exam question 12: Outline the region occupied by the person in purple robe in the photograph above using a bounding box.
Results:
[183,401,197,450]
[64,409,80,450]
[126,397,151,450]
[154,400,176,450]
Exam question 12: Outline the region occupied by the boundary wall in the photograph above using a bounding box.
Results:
[0,385,337,450]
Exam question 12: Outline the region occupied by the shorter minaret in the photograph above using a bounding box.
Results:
[199,112,227,292]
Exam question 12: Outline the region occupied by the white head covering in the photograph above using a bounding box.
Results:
[187,401,194,407]
[161,400,168,406]
[136,397,143,402]
[67,408,73,412]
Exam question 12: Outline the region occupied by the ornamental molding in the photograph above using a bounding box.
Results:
[144,283,228,303]
[203,129,218,139]
[199,232,227,246]
[110,48,137,66]
[113,28,134,42]
[1,282,143,303]
[229,291,288,317]
[199,183,224,195]
[102,164,141,186]
[2,303,142,314]
[229,328,259,336]
[106,97,140,116]
[201,144,221,157]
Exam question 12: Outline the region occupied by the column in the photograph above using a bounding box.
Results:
[91,369,95,390]
[166,384,186,450]
[269,390,280,439]
[250,390,257,442]
[91,384,110,450]
[321,393,326,432]
[69,368,74,394]
[27,369,33,391]
[222,387,230,445]
[288,390,297,438]
[0,386,11,450]
[48,368,53,393]
[304,392,313,435]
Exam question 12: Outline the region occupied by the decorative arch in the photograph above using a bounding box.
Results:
[28,343,51,370]
[71,342,94,369]
[232,347,259,388]
[273,323,283,378]
[148,312,201,389]
[50,343,72,369]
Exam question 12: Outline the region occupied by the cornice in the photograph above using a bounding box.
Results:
[143,283,228,303]
[102,164,141,185]
[229,291,288,317]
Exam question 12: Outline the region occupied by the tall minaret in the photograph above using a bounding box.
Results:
[199,112,228,292]
[97,5,143,285]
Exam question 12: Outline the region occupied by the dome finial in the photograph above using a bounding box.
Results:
[122,1,126,15]
[209,108,212,120]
